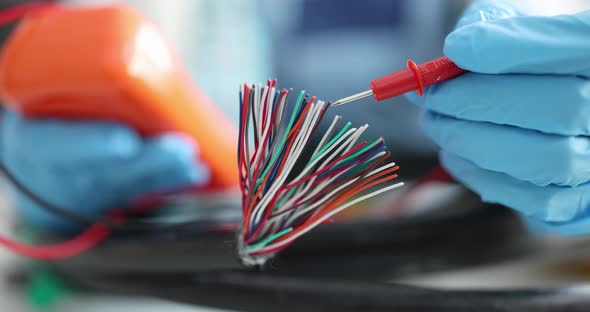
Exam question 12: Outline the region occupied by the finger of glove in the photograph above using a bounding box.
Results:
[403,87,428,107]
[421,110,590,187]
[421,73,590,136]
[5,152,81,231]
[522,216,590,236]
[102,133,210,208]
[445,10,590,76]
[453,0,522,30]
[1,110,141,165]
[441,151,590,223]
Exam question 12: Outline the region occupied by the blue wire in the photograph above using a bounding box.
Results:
[267,91,280,147]
[265,147,287,193]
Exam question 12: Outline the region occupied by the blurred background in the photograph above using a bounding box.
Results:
[0,0,589,311]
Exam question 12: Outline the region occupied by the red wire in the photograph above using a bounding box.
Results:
[259,80,272,133]
[0,224,111,261]
[239,84,250,213]
[0,187,187,261]
[0,1,55,27]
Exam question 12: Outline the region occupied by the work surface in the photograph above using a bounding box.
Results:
[1,185,590,311]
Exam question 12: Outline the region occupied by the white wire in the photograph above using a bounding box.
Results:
[264,86,276,156]
[274,91,286,134]
[252,84,260,140]
[257,84,268,141]
[268,95,289,154]
[242,86,255,187]
[344,124,368,153]
[255,84,266,142]
[311,115,340,157]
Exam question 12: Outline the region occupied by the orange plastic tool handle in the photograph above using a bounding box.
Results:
[0,4,238,190]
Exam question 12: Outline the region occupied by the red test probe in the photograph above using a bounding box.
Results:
[331,57,467,106]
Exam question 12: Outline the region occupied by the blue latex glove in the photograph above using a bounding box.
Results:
[407,0,590,235]
[0,110,210,232]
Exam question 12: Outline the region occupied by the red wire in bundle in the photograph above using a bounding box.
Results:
[239,84,251,213]
[259,80,272,133]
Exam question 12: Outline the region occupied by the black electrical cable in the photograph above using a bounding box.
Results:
[0,162,230,232]
[45,192,532,278]
[0,163,119,227]
[39,180,556,311]
[64,271,590,312]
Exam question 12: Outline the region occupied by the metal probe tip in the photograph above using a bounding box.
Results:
[331,89,374,107]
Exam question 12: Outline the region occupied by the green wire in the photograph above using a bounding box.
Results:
[274,188,296,210]
[254,91,306,191]
[247,227,293,249]
[307,122,352,166]
[337,138,382,165]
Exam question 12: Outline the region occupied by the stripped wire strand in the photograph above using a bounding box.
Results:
[238,80,404,266]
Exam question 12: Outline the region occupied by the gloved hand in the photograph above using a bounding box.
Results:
[0,109,210,232]
[407,0,590,235]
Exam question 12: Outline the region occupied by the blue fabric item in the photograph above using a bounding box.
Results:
[0,110,210,232]
[407,0,590,234]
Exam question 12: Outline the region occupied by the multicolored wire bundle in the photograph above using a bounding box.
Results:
[237,80,404,265]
